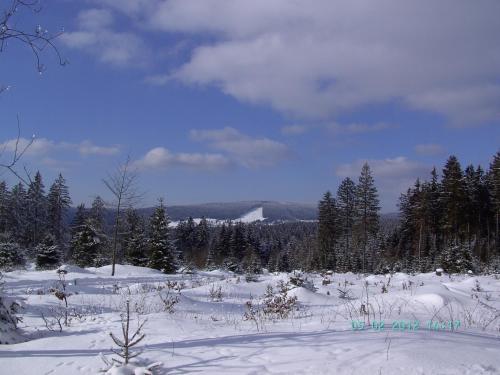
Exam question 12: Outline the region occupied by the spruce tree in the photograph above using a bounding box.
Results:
[35,234,61,270]
[0,182,10,234]
[216,223,232,265]
[205,242,217,270]
[70,219,101,268]
[176,217,196,266]
[123,209,149,267]
[441,156,467,243]
[26,171,47,247]
[195,217,210,268]
[337,178,356,269]
[9,183,28,246]
[90,196,106,233]
[428,167,442,256]
[228,221,247,272]
[47,174,72,246]
[355,163,380,273]
[0,240,24,271]
[317,191,338,270]
[89,196,109,263]
[489,152,500,254]
[148,199,177,273]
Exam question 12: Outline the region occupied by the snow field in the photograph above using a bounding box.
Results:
[1,265,500,374]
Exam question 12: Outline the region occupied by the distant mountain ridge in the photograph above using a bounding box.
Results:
[140,201,318,222]
[67,200,399,226]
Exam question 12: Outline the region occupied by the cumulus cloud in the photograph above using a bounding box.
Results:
[0,137,120,157]
[190,127,291,168]
[107,0,500,127]
[336,156,431,210]
[133,147,229,170]
[415,143,445,157]
[61,8,149,67]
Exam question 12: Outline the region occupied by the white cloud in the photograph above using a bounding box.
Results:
[336,156,430,210]
[326,122,394,135]
[0,137,120,157]
[77,140,120,156]
[190,127,290,168]
[0,137,54,157]
[133,147,229,170]
[415,143,445,157]
[112,0,500,127]
[61,8,148,67]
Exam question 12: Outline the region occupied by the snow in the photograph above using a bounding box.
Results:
[237,207,265,223]
[168,207,265,227]
[168,218,220,228]
[1,266,500,374]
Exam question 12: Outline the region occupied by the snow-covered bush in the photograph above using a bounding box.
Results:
[262,281,298,319]
[289,272,317,292]
[0,274,23,344]
[208,284,223,302]
[158,282,180,313]
[42,269,72,331]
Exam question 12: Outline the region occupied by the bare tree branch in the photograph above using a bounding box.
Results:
[103,156,143,276]
[0,0,67,74]
[0,115,34,185]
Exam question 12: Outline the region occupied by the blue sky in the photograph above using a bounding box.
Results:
[0,0,499,212]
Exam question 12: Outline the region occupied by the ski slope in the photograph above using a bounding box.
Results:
[237,207,265,223]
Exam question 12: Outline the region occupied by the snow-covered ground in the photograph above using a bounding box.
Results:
[2,266,500,374]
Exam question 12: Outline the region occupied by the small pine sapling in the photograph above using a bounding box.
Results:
[109,299,146,365]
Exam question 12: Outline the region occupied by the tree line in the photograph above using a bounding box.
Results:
[0,151,499,275]
[315,151,500,274]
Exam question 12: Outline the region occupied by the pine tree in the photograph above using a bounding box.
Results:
[427,167,442,257]
[205,242,217,270]
[148,199,177,273]
[317,191,338,270]
[47,174,72,246]
[337,178,356,270]
[8,183,28,246]
[194,217,210,268]
[26,171,47,247]
[71,219,101,268]
[0,241,25,271]
[35,234,61,270]
[123,209,149,267]
[228,222,247,272]
[90,196,106,233]
[489,152,500,254]
[89,196,109,263]
[176,217,196,266]
[216,223,232,265]
[355,163,380,273]
[0,182,10,234]
[441,156,467,243]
